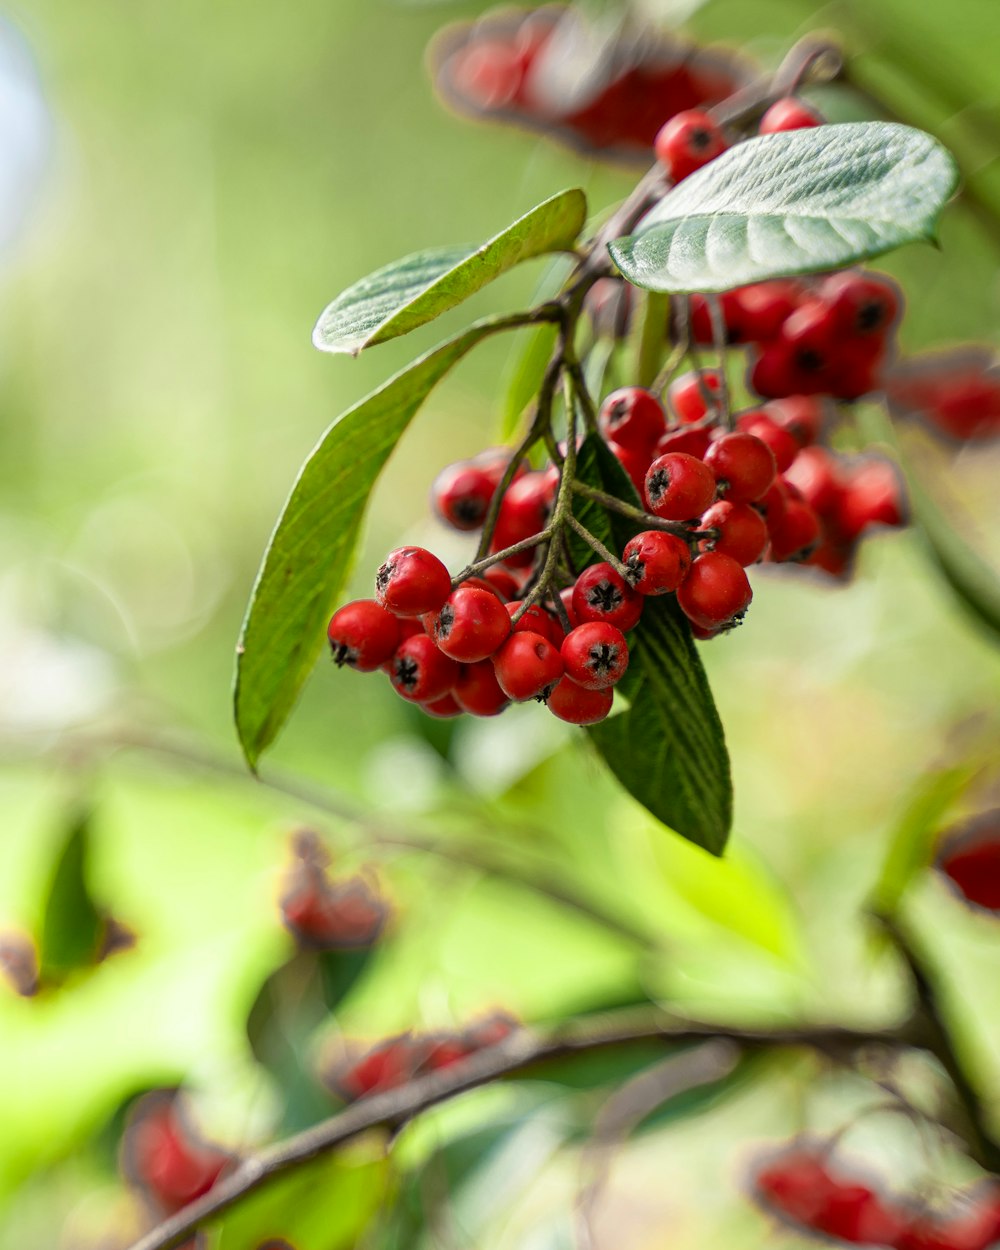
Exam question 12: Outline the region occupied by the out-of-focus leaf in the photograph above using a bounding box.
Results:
[516,1040,670,1092]
[207,1143,388,1250]
[313,189,585,355]
[610,123,958,292]
[38,809,104,985]
[633,1051,761,1134]
[235,320,517,768]
[870,766,979,916]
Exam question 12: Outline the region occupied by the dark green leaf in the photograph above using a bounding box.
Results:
[609,123,958,293]
[589,595,732,855]
[634,1051,760,1135]
[870,766,978,917]
[207,1144,388,1250]
[517,1040,670,1092]
[235,320,515,768]
[313,189,586,355]
[38,810,104,984]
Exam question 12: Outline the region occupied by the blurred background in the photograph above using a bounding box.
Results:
[1,0,999,1246]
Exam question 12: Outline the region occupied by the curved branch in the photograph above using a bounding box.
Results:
[129,1007,918,1250]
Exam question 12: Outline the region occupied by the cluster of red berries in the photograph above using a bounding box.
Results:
[122,1091,233,1218]
[327,520,638,726]
[431,5,748,159]
[605,379,904,583]
[326,1013,518,1102]
[935,813,1000,914]
[654,100,902,402]
[752,1142,1000,1250]
[279,831,388,950]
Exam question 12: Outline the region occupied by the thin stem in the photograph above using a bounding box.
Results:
[571,481,692,540]
[454,529,554,585]
[129,1008,920,1250]
[651,339,688,401]
[565,513,631,581]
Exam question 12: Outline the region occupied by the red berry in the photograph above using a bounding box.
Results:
[572,563,644,632]
[655,424,712,459]
[622,530,692,594]
[426,585,511,662]
[667,369,720,424]
[388,634,459,702]
[375,547,452,617]
[561,622,629,690]
[762,395,826,446]
[452,41,525,109]
[492,630,564,701]
[453,659,510,717]
[421,692,464,718]
[654,109,727,181]
[125,1095,231,1215]
[558,586,579,630]
[490,472,554,567]
[729,280,803,341]
[506,599,563,646]
[768,496,822,561]
[699,500,769,566]
[735,412,799,472]
[483,565,521,600]
[329,1035,424,1101]
[598,387,666,454]
[546,676,614,725]
[327,600,401,672]
[704,433,777,503]
[759,97,823,133]
[645,451,717,520]
[676,552,752,630]
[783,446,842,517]
[829,337,886,401]
[833,457,906,542]
[820,270,901,339]
[431,461,496,531]
[608,439,652,494]
[753,479,789,532]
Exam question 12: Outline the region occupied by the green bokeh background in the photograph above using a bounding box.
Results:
[1,0,999,1245]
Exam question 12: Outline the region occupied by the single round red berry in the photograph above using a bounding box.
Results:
[327,600,401,672]
[734,412,799,472]
[655,424,711,460]
[608,440,651,494]
[506,600,564,646]
[561,622,629,690]
[645,452,717,520]
[546,676,614,725]
[492,630,564,701]
[572,563,644,632]
[490,472,554,568]
[759,97,823,133]
[704,432,777,503]
[375,547,452,617]
[762,395,826,446]
[426,586,511,663]
[622,530,692,594]
[820,270,900,339]
[833,457,906,542]
[654,109,727,181]
[598,387,666,455]
[431,461,496,531]
[768,496,822,561]
[783,446,843,517]
[676,552,752,630]
[699,500,769,566]
[667,369,720,424]
[453,659,510,717]
[729,280,803,341]
[421,692,463,718]
[388,634,459,703]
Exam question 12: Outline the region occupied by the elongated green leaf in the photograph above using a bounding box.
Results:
[609,122,958,293]
[207,1145,387,1250]
[589,595,732,854]
[314,189,586,355]
[39,810,104,984]
[235,321,510,768]
[870,766,978,916]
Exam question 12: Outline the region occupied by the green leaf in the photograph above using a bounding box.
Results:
[38,809,105,984]
[609,122,958,293]
[589,595,732,855]
[313,188,586,355]
[235,320,514,768]
[870,766,978,917]
[207,1145,388,1250]
[500,321,559,439]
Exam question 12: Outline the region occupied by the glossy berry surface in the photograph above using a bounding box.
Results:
[654,109,727,181]
[375,546,452,617]
[700,500,769,566]
[427,585,511,662]
[546,675,614,725]
[432,460,496,530]
[705,432,777,503]
[598,386,666,453]
[492,630,564,700]
[389,634,459,703]
[327,600,401,672]
[759,96,823,132]
[676,551,752,630]
[623,530,692,594]
[645,451,717,520]
[453,659,510,717]
[560,622,629,690]
[572,562,644,632]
